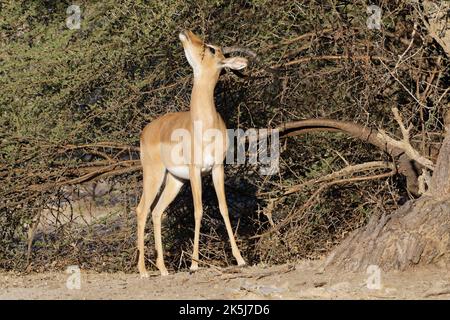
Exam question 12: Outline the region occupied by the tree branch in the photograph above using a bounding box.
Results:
[377,108,435,170]
[284,161,396,196]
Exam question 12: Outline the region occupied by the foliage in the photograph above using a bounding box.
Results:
[1,0,448,272]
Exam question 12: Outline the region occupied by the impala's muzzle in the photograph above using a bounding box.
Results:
[179,30,190,42]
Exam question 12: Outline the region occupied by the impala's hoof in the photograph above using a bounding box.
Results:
[160,269,169,276]
[237,260,246,267]
[190,264,199,273]
[139,271,149,278]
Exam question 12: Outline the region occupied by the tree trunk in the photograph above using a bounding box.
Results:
[325,132,450,271]
[324,1,450,272]
[429,130,450,197]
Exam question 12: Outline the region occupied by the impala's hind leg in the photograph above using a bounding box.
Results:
[151,173,184,276]
[136,160,165,278]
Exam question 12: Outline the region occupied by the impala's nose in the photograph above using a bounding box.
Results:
[179,30,190,42]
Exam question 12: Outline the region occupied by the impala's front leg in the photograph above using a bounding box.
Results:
[189,165,203,271]
[212,164,246,266]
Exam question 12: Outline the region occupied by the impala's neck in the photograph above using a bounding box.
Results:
[190,74,219,124]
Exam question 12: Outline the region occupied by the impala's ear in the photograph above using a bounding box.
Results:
[220,57,248,70]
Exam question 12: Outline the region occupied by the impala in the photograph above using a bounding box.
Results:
[136,30,252,277]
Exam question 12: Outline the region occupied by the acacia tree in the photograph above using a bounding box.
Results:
[278,1,450,270]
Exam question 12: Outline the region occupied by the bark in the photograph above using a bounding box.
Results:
[324,196,450,270]
[324,132,450,271]
[429,132,450,197]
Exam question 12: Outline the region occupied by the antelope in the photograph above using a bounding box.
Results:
[136,30,252,277]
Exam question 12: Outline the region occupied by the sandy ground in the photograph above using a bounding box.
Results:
[1,260,449,300]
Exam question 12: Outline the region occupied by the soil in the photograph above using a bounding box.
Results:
[1,259,449,299]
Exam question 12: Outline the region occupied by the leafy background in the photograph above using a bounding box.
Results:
[1,0,448,272]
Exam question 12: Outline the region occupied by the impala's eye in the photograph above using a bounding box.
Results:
[209,47,216,55]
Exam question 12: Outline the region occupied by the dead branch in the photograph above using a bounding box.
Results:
[250,170,395,240]
[377,108,435,170]
[416,1,450,57]
[276,118,405,157]
[284,161,396,195]
[273,55,388,69]
[29,160,141,192]
[272,116,440,196]
[60,142,140,153]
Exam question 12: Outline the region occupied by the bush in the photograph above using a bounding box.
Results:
[1,0,448,272]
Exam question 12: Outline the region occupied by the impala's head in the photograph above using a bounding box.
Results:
[179,30,248,79]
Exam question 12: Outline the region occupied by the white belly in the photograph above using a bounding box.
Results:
[167,153,215,180]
